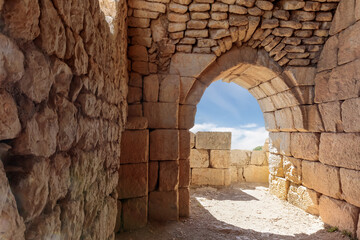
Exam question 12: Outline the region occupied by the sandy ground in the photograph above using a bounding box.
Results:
[117,183,348,240]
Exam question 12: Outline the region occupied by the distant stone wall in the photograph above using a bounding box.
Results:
[190,131,269,186]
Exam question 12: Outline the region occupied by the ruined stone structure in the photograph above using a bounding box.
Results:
[1,0,360,239]
[189,131,269,186]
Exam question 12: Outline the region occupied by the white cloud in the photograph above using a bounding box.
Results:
[190,122,269,150]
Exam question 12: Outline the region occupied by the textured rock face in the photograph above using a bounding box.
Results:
[0,0,128,239]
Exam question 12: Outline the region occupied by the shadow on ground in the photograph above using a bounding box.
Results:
[116,183,346,240]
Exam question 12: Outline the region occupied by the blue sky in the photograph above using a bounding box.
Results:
[190,80,268,150]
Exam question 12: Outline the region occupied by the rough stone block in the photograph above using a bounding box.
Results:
[269,132,291,156]
[318,101,341,132]
[319,133,360,170]
[170,53,216,77]
[210,150,230,168]
[179,188,190,217]
[149,191,179,221]
[287,183,320,215]
[179,130,191,160]
[243,165,269,183]
[329,0,356,35]
[319,195,359,236]
[118,163,148,199]
[195,132,231,150]
[125,117,148,130]
[190,149,209,168]
[159,161,179,191]
[122,196,148,231]
[302,161,341,199]
[143,74,159,102]
[283,157,302,184]
[230,150,251,166]
[268,153,284,177]
[120,130,149,164]
[191,168,226,186]
[269,175,289,200]
[0,91,21,141]
[149,161,158,192]
[342,98,360,132]
[150,130,179,161]
[179,159,190,187]
[284,67,316,86]
[230,166,238,183]
[159,75,180,103]
[179,105,197,129]
[291,133,320,161]
[250,150,267,166]
[340,168,360,208]
[143,102,178,129]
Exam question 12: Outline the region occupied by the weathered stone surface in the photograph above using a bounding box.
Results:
[342,97,360,132]
[196,132,231,150]
[190,149,209,168]
[243,165,269,183]
[159,161,179,191]
[319,196,359,236]
[121,130,149,164]
[144,102,178,128]
[318,101,341,132]
[179,159,190,187]
[302,161,341,199]
[170,53,216,77]
[338,21,360,65]
[283,157,301,184]
[149,161,159,192]
[290,133,319,161]
[268,153,284,177]
[250,150,267,166]
[122,197,147,230]
[269,175,289,200]
[179,105,197,130]
[0,91,21,141]
[319,133,360,170]
[149,191,179,221]
[192,168,228,186]
[18,45,54,103]
[13,106,58,157]
[143,74,159,102]
[179,188,190,217]
[340,168,360,208]
[329,0,356,35]
[118,163,148,199]
[0,161,26,239]
[287,184,319,215]
[60,199,84,240]
[150,130,179,161]
[0,33,25,84]
[231,150,251,166]
[56,97,78,151]
[269,132,291,156]
[315,60,360,103]
[210,150,230,168]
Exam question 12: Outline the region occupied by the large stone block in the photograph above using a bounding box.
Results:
[287,183,320,215]
[318,101,341,132]
[342,98,360,132]
[283,157,302,184]
[0,91,21,141]
[143,74,159,102]
[122,196,147,231]
[315,60,360,103]
[250,150,267,166]
[179,159,190,187]
[195,132,231,150]
[210,150,230,168]
[230,166,238,183]
[269,132,291,156]
[118,163,148,199]
[340,168,360,208]
[283,67,316,86]
[318,35,338,72]
[179,130,190,160]
[269,175,289,200]
[230,150,251,166]
[149,191,179,221]
[290,133,320,161]
[319,196,359,236]
[319,133,360,170]
[170,53,216,77]
[150,130,179,161]
[191,168,227,186]
[159,75,180,103]
[120,130,149,164]
[148,161,158,192]
[268,153,284,177]
[302,161,341,199]
[190,149,209,168]
[190,131,195,148]
[179,105,197,129]
[143,102,178,129]
[159,161,179,191]
[179,188,190,217]
[243,165,269,183]
[329,0,356,35]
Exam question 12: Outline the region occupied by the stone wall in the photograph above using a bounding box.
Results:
[190,131,269,186]
[0,0,128,239]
